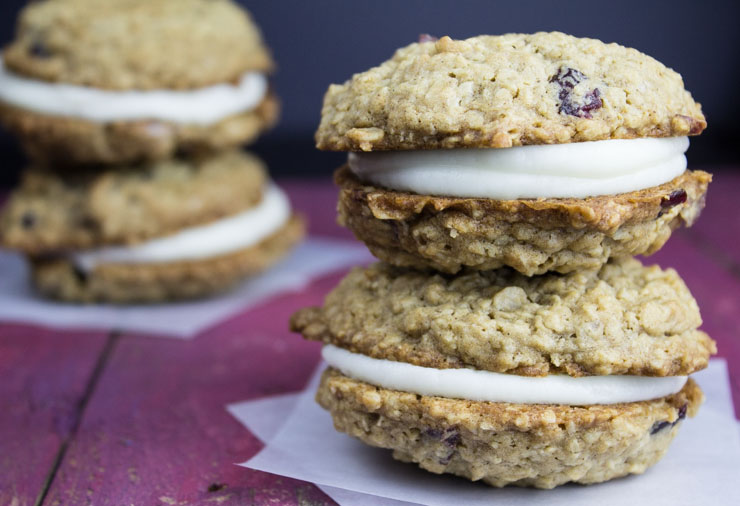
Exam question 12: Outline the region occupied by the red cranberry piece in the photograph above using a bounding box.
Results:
[578,89,603,118]
[423,428,443,439]
[650,403,688,434]
[677,403,688,420]
[661,189,688,209]
[418,34,438,43]
[29,40,51,58]
[650,420,671,435]
[423,426,459,448]
[549,67,603,118]
[549,67,586,90]
[20,212,36,229]
[72,265,89,283]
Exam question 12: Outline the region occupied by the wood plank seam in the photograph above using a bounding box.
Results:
[35,332,120,506]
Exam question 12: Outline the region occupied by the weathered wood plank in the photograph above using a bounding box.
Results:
[0,325,108,506]
[43,271,346,505]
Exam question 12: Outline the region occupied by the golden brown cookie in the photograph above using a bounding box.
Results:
[316,32,704,151]
[318,368,703,488]
[31,215,304,303]
[336,167,710,275]
[292,258,715,377]
[3,0,272,90]
[1,150,269,254]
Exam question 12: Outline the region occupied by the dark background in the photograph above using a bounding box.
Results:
[1,0,738,185]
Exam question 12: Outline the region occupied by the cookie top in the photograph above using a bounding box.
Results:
[316,32,705,151]
[292,258,715,377]
[3,0,273,90]
[1,150,267,253]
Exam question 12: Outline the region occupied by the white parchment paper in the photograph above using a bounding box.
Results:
[0,237,371,338]
[230,359,740,506]
[228,384,414,506]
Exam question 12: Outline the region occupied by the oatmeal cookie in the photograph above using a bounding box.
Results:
[1,150,269,253]
[318,368,703,488]
[316,32,704,151]
[30,215,304,303]
[3,0,272,90]
[336,167,711,275]
[292,258,716,377]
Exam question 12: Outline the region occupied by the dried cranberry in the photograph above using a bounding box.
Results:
[580,89,602,116]
[423,428,443,439]
[549,67,603,118]
[650,403,688,434]
[29,40,51,58]
[549,67,586,90]
[20,212,36,229]
[72,265,88,283]
[424,427,460,465]
[677,403,688,421]
[423,426,459,448]
[650,420,671,435]
[661,189,687,209]
[442,429,460,449]
[418,34,438,43]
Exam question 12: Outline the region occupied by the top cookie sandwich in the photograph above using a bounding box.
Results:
[319,32,711,275]
[0,0,278,165]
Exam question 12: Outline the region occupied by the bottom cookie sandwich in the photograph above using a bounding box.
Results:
[291,259,715,488]
[1,150,305,303]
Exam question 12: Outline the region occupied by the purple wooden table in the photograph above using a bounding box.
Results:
[1,173,739,506]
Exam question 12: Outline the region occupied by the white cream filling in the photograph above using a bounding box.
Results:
[348,137,689,199]
[0,60,267,125]
[322,345,687,405]
[72,184,291,272]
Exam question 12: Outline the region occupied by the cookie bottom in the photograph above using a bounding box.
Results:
[317,368,702,489]
[336,167,710,275]
[0,93,279,166]
[29,215,304,303]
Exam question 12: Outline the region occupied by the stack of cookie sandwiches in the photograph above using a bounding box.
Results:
[292,32,716,488]
[0,0,303,303]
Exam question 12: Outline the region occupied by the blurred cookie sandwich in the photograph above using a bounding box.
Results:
[1,150,304,303]
[0,0,278,165]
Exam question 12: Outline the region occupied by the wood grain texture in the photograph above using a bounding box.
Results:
[43,271,347,506]
[0,324,108,506]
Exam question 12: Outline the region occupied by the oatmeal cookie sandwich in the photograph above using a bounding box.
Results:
[292,259,715,488]
[291,31,716,488]
[0,150,304,303]
[0,0,278,166]
[320,32,710,275]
